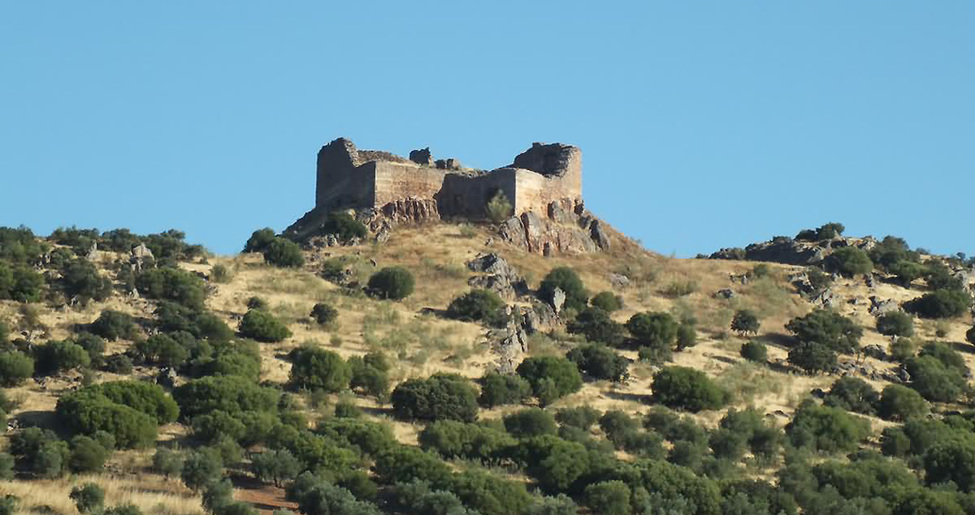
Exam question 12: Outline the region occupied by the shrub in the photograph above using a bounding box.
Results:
[136,267,207,309]
[823,376,879,415]
[391,373,479,422]
[104,354,133,374]
[786,400,870,453]
[904,289,971,319]
[652,366,728,412]
[585,480,632,515]
[252,449,302,486]
[10,427,70,478]
[516,356,583,406]
[0,262,45,302]
[512,435,590,493]
[182,449,224,491]
[485,190,513,223]
[566,343,628,382]
[877,384,927,421]
[243,228,276,253]
[446,289,505,325]
[889,260,926,286]
[349,352,390,399]
[731,310,760,336]
[826,247,873,277]
[246,296,269,310]
[59,259,113,303]
[478,372,531,408]
[627,311,679,350]
[74,332,106,366]
[210,264,233,283]
[968,325,975,346]
[56,393,158,449]
[740,341,768,362]
[905,355,966,402]
[135,333,190,367]
[876,311,914,337]
[676,322,697,351]
[70,483,105,513]
[567,307,626,346]
[417,420,512,461]
[555,406,601,430]
[367,267,415,300]
[504,408,558,438]
[68,435,112,473]
[154,301,233,342]
[103,505,143,515]
[448,469,531,515]
[0,351,34,386]
[239,309,291,342]
[322,212,368,242]
[787,342,837,374]
[263,238,304,268]
[173,375,279,420]
[923,438,975,493]
[34,339,91,375]
[288,346,351,392]
[90,310,139,341]
[590,291,623,312]
[786,309,862,354]
[310,303,338,325]
[925,262,965,291]
[538,267,588,312]
[153,448,184,478]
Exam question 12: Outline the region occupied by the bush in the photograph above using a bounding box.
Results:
[823,376,879,415]
[787,342,837,374]
[56,391,159,449]
[367,267,415,300]
[239,309,291,342]
[243,228,276,253]
[504,408,557,438]
[786,309,862,354]
[182,449,224,491]
[877,384,927,421]
[676,322,697,351]
[391,373,479,422]
[826,247,874,277]
[104,354,133,374]
[538,267,588,312]
[740,341,768,362]
[478,372,531,408]
[567,307,626,346]
[173,375,280,419]
[0,262,45,302]
[74,332,106,366]
[0,351,34,386]
[485,190,513,223]
[555,406,601,430]
[90,310,139,341]
[516,356,583,406]
[68,435,112,473]
[731,310,760,336]
[10,427,69,478]
[153,448,184,478]
[70,483,105,513]
[585,480,632,515]
[627,311,679,349]
[446,289,505,325]
[904,289,971,319]
[136,267,207,310]
[566,343,628,382]
[103,505,143,515]
[34,340,91,375]
[876,311,914,337]
[796,222,845,241]
[889,260,926,286]
[288,346,351,392]
[905,355,967,402]
[59,259,113,303]
[263,238,304,268]
[252,449,302,486]
[310,303,338,325]
[349,352,390,399]
[210,264,233,283]
[512,435,590,493]
[322,212,368,242]
[135,333,190,367]
[786,400,870,453]
[590,291,623,312]
[923,438,975,493]
[652,366,728,412]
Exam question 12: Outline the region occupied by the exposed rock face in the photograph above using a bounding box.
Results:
[466,253,529,299]
[498,199,607,255]
[710,236,875,266]
[409,148,434,166]
[869,296,899,315]
[379,198,440,225]
[130,243,154,271]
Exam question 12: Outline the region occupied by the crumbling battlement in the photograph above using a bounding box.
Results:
[314,138,583,220]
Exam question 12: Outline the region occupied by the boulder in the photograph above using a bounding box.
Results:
[714,289,736,300]
[467,253,529,299]
[609,273,630,290]
[869,296,898,315]
[590,220,610,250]
[551,287,566,315]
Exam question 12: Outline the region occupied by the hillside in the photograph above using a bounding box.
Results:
[1,220,974,515]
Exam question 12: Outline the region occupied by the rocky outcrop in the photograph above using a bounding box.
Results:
[467,253,529,299]
[498,199,609,255]
[710,236,876,266]
[379,197,440,225]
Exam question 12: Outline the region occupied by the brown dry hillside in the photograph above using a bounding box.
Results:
[1,221,974,514]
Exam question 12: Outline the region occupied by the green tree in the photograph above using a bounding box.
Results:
[503,408,558,438]
[310,303,338,325]
[33,339,91,375]
[446,289,505,325]
[877,384,928,421]
[478,372,531,408]
[823,376,879,415]
[731,310,760,336]
[0,351,34,386]
[538,267,588,312]
[924,438,975,492]
[321,212,368,242]
[651,366,728,412]
[876,311,914,337]
[567,307,626,346]
[627,311,679,352]
[68,435,112,473]
[243,228,276,253]
[390,373,479,422]
[152,447,184,478]
[70,483,105,513]
[367,267,415,300]
[905,289,971,319]
[590,291,623,312]
[565,343,628,382]
[263,238,304,268]
[516,356,583,406]
[288,346,352,392]
[239,309,292,342]
[59,259,113,303]
[827,247,874,277]
[181,449,224,491]
[485,190,513,223]
[252,449,302,487]
[786,400,870,454]
[585,480,632,515]
[787,341,837,374]
[136,267,207,310]
[740,341,768,363]
[786,309,862,354]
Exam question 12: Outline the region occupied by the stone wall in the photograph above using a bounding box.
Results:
[374,161,448,207]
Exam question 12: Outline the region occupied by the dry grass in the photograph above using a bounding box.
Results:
[1,474,204,515]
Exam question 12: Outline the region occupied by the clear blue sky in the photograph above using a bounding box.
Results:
[2,2,972,257]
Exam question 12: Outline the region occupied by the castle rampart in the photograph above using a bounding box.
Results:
[313,138,583,220]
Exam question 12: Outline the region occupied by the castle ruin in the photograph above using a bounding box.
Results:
[313,138,582,219]
[289,137,612,254]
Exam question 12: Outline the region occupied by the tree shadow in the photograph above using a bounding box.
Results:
[760,332,795,350]
[603,390,653,404]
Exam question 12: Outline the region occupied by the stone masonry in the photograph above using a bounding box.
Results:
[313,138,582,220]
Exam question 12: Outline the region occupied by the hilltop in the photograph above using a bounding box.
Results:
[1,140,974,515]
